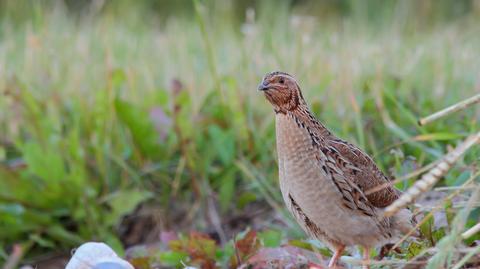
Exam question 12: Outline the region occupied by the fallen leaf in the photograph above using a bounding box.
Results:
[239,246,333,269]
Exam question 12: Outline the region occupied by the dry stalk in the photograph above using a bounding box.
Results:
[451,245,480,269]
[2,242,33,269]
[2,244,23,269]
[389,172,478,252]
[462,222,480,239]
[426,185,480,269]
[384,132,480,217]
[418,93,480,126]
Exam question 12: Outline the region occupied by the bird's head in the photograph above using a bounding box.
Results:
[258,71,306,113]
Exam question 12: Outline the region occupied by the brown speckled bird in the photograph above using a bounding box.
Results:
[259,71,416,268]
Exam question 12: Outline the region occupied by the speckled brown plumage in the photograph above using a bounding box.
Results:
[259,71,416,268]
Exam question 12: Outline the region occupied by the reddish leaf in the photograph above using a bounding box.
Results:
[236,230,260,256]
[239,246,332,269]
[230,230,261,268]
[168,232,217,269]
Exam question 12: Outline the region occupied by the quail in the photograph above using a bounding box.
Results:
[259,71,416,268]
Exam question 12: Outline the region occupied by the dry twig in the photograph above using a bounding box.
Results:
[2,243,33,269]
[462,222,480,239]
[365,159,440,196]
[384,132,480,217]
[389,173,477,253]
[418,93,480,126]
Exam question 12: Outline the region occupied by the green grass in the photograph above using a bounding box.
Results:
[0,0,479,267]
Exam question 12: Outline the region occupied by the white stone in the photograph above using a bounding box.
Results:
[65,242,134,269]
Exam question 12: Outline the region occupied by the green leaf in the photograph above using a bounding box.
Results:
[259,230,282,247]
[237,192,257,209]
[30,234,55,248]
[413,133,464,142]
[420,216,434,245]
[104,233,125,256]
[176,90,191,107]
[155,89,169,106]
[208,125,235,165]
[175,90,193,138]
[158,251,188,266]
[288,239,314,251]
[22,142,66,190]
[219,170,235,212]
[47,225,84,245]
[103,189,153,226]
[216,242,234,263]
[111,69,126,89]
[406,241,424,259]
[432,228,446,242]
[115,98,162,159]
[446,170,471,187]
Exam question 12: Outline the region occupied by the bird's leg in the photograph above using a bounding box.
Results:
[327,245,345,268]
[362,247,371,269]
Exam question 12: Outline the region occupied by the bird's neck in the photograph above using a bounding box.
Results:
[277,105,332,138]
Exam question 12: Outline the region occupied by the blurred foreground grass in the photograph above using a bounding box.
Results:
[0,0,479,267]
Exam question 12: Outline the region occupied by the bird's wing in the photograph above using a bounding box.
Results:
[322,138,400,209]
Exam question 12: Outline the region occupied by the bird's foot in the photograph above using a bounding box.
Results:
[362,247,371,269]
[327,245,345,268]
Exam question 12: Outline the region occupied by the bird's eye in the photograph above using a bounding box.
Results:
[279,78,285,84]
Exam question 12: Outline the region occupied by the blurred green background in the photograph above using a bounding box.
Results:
[0,0,479,267]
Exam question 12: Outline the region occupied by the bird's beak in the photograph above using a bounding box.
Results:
[258,81,269,91]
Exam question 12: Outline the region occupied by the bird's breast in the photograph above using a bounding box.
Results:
[275,114,335,204]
